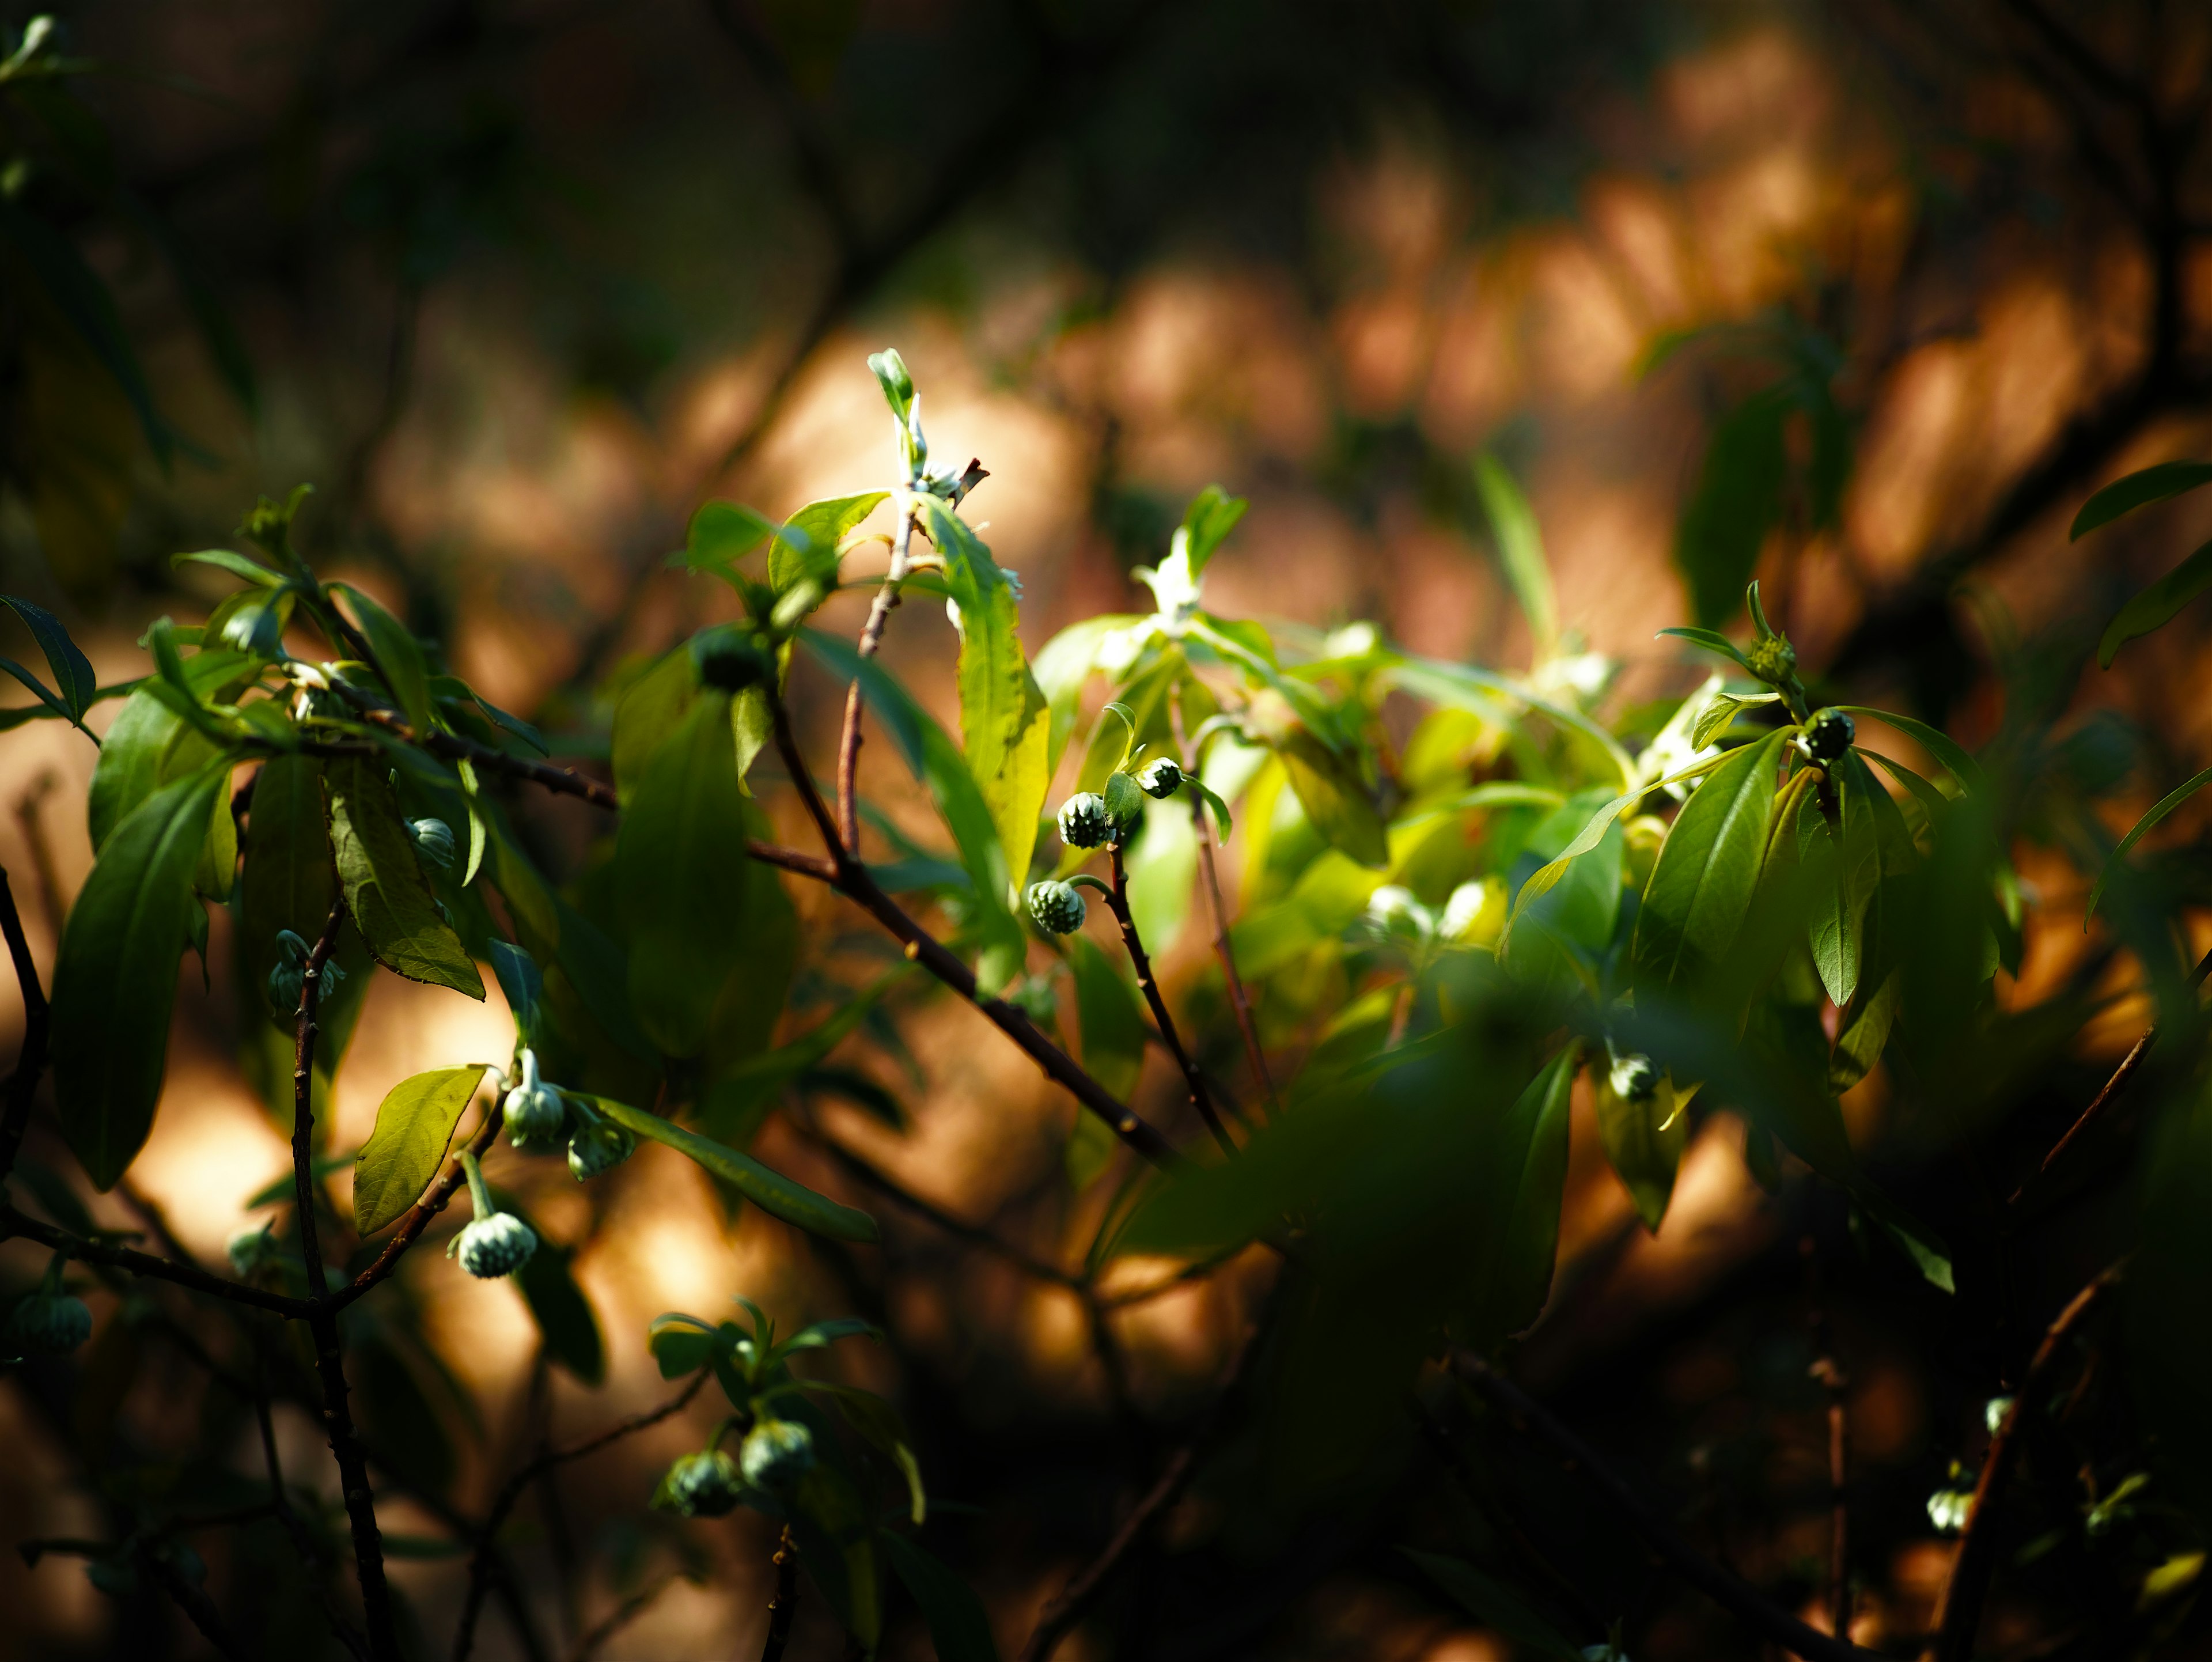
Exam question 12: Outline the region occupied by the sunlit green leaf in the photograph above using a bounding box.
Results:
[354,1066,489,1234]
[1631,728,1788,999]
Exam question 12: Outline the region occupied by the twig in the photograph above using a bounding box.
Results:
[332,1097,506,1313]
[1018,1445,1195,1662]
[0,1205,310,1316]
[760,1526,801,1662]
[0,866,50,1187]
[452,1373,709,1662]
[567,1573,682,1662]
[1104,843,1236,1159]
[1927,1263,2121,1662]
[1805,1239,1851,1640]
[291,897,399,1662]
[12,774,67,938]
[836,498,918,853]
[2009,948,2212,1206]
[321,685,619,811]
[257,1364,370,1662]
[144,1544,251,1662]
[1452,1352,1886,1662]
[765,691,1185,1172]
[1189,792,1275,1115]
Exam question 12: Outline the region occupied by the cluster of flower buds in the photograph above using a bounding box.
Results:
[1027,879,1086,936]
[449,1150,539,1279]
[2,1254,92,1360]
[1801,707,1855,763]
[501,1050,636,1183]
[661,1449,745,1517]
[408,816,457,870]
[267,928,346,1017]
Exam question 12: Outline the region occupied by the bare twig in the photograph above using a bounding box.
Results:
[760,1526,801,1662]
[837,498,918,853]
[1189,792,1275,1115]
[256,1377,370,1662]
[1805,1240,1851,1639]
[1452,1351,1887,1662]
[1105,843,1236,1159]
[453,1373,709,1662]
[0,865,51,1188]
[291,898,399,1662]
[1927,1263,2122,1662]
[332,1097,505,1313]
[12,774,66,937]
[566,1573,683,1662]
[0,1205,310,1316]
[2009,948,2212,1206]
[1018,1445,1195,1662]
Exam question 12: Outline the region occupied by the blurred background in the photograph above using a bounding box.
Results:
[3,0,2211,1657]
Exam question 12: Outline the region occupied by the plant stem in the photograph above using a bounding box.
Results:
[1105,842,1236,1159]
[1018,1445,1196,1662]
[1452,1351,1885,1662]
[1172,698,1274,1116]
[257,1356,370,1662]
[291,897,399,1662]
[1927,1262,2120,1662]
[0,865,51,1189]
[760,1526,801,1661]
[1805,1238,1851,1640]
[836,497,917,852]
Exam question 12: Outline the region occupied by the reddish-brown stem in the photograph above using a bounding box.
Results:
[1105,843,1236,1159]
[332,1099,506,1314]
[0,1205,312,1315]
[319,682,620,811]
[453,1373,708,1662]
[0,866,51,1188]
[291,898,399,1662]
[767,694,1184,1171]
[1927,1263,2120,1662]
[760,1525,802,1661]
[1017,1445,1196,1662]
[1189,792,1275,1115]
[836,499,916,853]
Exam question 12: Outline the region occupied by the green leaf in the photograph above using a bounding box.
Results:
[51,766,225,1188]
[331,583,434,736]
[882,1533,998,1661]
[868,347,914,423]
[1388,656,1635,790]
[611,646,697,809]
[513,1233,605,1385]
[698,969,904,1144]
[804,631,1025,993]
[1277,732,1388,868]
[1691,688,1779,749]
[1465,1043,1580,1344]
[2099,537,2212,667]
[1472,453,1557,660]
[1031,615,1141,776]
[353,1066,489,1235]
[916,497,1051,892]
[0,594,96,720]
[1839,707,1985,798]
[770,493,889,592]
[1103,768,1147,828]
[680,499,774,573]
[1596,1067,1690,1231]
[88,682,229,852]
[173,548,285,589]
[1400,1549,1582,1662]
[615,692,756,1058]
[647,1312,733,1378]
[325,755,486,999]
[238,754,336,1013]
[2070,460,2212,540]
[1805,756,1885,1008]
[2088,763,2212,923]
[1631,728,1788,998]
[1676,383,1790,629]
[789,1463,883,1650]
[0,653,77,731]
[1658,625,1756,677]
[1176,484,1248,581]
[588,1096,878,1243]
[1502,792,1634,947]
[805,1381,925,1525]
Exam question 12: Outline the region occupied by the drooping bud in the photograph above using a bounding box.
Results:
[2,1255,90,1358]
[502,1050,567,1150]
[739,1418,817,1491]
[1133,758,1183,799]
[568,1119,634,1182]
[1609,1054,1661,1103]
[449,1151,537,1278]
[1802,707,1855,763]
[1057,793,1112,850]
[1027,880,1086,936]
[659,1449,745,1518]
[408,817,457,870]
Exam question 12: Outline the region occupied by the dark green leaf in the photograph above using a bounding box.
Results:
[1676,384,1790,627]
[325,755,485,999]
[0,595,96,719]
[1631,728,1787,998]
[1070,935,1145,1127]
[647,1312,733,1378]
[587,1096,878,1243]
[2070,460,2212,540]
[353,1066,489,1235]
[1465,1043,1580,1344]
[51,767,225,1188]
[882,1533,997,1661]
[610,647,696,809]
[1277,732,1388,868]
[238,754,335,1016]
[513,1234,605,1385]
[0,654,75,729]
[680,499,774,572]
[2099,537,2212,667]
[615,692,754,1058]
[2088,764,2212,923]
[332,583,434,736]
[1595,1067,1689,1231]
[789,1463,882,1649]
[1839,707,1985,797]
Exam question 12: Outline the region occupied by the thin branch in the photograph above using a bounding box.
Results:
[1928,1263,2122,1662]
[321,687,619,811]
[12,773,67,938]
[1452,1351,1887,1662]
[2010,946,2212,1206]
[764,690,1185,1172]
[1104,843,1236,1159]
[1018,1445,1195,1662]
[257,1366,370,1662]
[836,498,918,853]
[566,1573,683,1662]
[1805,1239,1851,1640]
[292,898,400,1662]
[760,1525,801,1662]
[1189,792,1275,1116]
[453,1373,709,1662]
[0,865,52,1187]
[0,1205,312,1316]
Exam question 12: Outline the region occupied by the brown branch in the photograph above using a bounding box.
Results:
[257,1369,370,1662]
[1927,1263,2121,1662]
[567,1573,682,1662]
[1018,1445,1195,1662]
[836,499,918,853]
[760,1526,801,1662]
[291,898,400,1662]
[2009,947,2212,1206]
[765,691,1185,1172]
[453,1372,709,1662]
[0,1204,312,1316]
[1190,792,1276,1116]
[1104,842,1236,1158]
[332,1098,505,1314]
[1805,1239,1851,1640]
[12,774,67,939]
[0,865,51,1188]
[321,687,620,811]
[1452,1351,1887,1662]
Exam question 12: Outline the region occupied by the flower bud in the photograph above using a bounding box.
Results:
[660,1449,745,1518]
[739,1417,816,1491]
[451,1213,537,1279]
[1609,1054,1661,1103]
[408,817,457,870]
[568,1119,634,1181]
[693,628,776,693]
[503,1084,567,1150]
[1057,792,1112,850]
[3,1290,91,1358]
[1746,634,1798,686]
[1134,758,1183,798]
[1803,707,1855,763]
[1027,880,1085,935]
